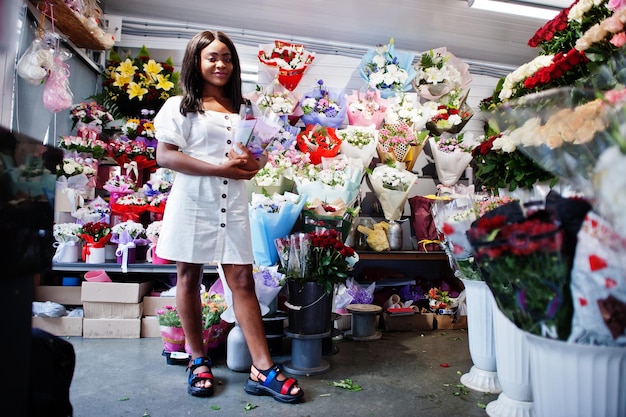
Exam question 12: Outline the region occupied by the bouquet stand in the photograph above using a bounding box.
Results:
[282,281,332,375]
[526,333,626,417]
[459,279,501,394]
[486,301,534,417]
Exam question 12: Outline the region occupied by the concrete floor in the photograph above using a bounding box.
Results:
[67,329,498,417]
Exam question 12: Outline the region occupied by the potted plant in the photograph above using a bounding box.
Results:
[156,305,185,353]
[77,221,112,264]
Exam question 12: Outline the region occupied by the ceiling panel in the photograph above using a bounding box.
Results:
[99,0,557,71]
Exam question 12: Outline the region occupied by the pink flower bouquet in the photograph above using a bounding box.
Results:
[345,89,388,128]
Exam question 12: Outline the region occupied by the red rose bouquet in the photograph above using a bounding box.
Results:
[296,124,342,165]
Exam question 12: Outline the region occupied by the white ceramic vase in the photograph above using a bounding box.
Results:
[486,300,534,417]
[459,279,501,394]
[526,333,626,417]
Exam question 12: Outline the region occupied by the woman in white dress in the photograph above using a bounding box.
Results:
[154,30,303,403]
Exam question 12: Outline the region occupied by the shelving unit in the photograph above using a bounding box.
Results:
[51,262,218,274]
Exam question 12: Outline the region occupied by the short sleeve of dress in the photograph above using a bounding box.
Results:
[154,96,190,149]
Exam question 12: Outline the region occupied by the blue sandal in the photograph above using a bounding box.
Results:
[187,357,214,397]
[244,364,304,403]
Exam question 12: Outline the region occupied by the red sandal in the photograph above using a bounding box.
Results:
[187,357,214,397]
[244,364,304,403]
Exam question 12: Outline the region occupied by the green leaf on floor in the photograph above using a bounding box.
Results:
[477,402,487,409]
[142,412,150,417]
[119,397,129,401]
[244,402,258,412]
[333,379,362,391]
[210,404,220,410]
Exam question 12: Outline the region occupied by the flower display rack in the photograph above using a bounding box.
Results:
[31,0,108,50]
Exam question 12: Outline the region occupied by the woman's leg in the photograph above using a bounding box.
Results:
[176,262,212,390]
[221,264,301,396]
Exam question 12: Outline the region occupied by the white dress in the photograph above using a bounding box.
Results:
[153,96,253,265]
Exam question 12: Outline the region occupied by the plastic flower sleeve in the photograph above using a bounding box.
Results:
[248,192,307,266]
[568,211,626,346]
[368,165,417,221]
[429,136,474,186]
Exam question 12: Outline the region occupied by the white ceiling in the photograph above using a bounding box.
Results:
[98,0,569,75]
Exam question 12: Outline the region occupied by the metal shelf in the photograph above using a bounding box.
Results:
[51,262,218,274]
[356,251,448,261]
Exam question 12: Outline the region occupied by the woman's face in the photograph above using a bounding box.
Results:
[199,39,233,88]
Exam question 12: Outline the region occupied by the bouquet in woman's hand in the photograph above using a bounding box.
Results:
[358,38,417,98]
[257,40,315,91]
[248,192,307,266]
[368,164,417,221]
[467,200,574,339]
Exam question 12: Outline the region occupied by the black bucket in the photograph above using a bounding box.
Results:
[286,281,332,335]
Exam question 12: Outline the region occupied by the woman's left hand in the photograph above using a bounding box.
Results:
[228,144,260,171]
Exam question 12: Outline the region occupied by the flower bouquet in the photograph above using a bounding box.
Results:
[345,88,388,128]
[58,135,107,160]
[101,45,180,118]
[384,92,433,128]
[425,88,474,135]
[71,196,111,225]
[426,286,459,315]
[111,220,147,272]
[377,122,429,171]
[78,221,112,262]
[337,125,378,169]
[110,193,149,222]
[106,137,157,182]
[293,154,363,206]
[368,164,417,221]
[248,192,307,266]
[275,229,359,295]
[470,132,556,195]
[413,48,472,101]
[358,38,417,98]
[52,222,82,263]
[55,156,98,202]
[296,123,342,165]
[103,174,136,205]
[257,40,315,91]
[249,80,299,116]
[249,138,307,195]
[488,87,613,196]
[429,133,477,186]
[120,110,158,148]
[69,101,114,138]
[299,80,347,128]
[199,292,229,351]
[302,197,359,243]
[467,200,574,339]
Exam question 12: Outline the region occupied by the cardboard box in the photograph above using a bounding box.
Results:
[82,318,141,338]
[32,316,83,337]
[141,316,161,338]
[83,301,144,319]
[35,286,82,306]
[434,315,468,330]
[143,295,176,316]
[81,281,152,303]
[382,312,434,331]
